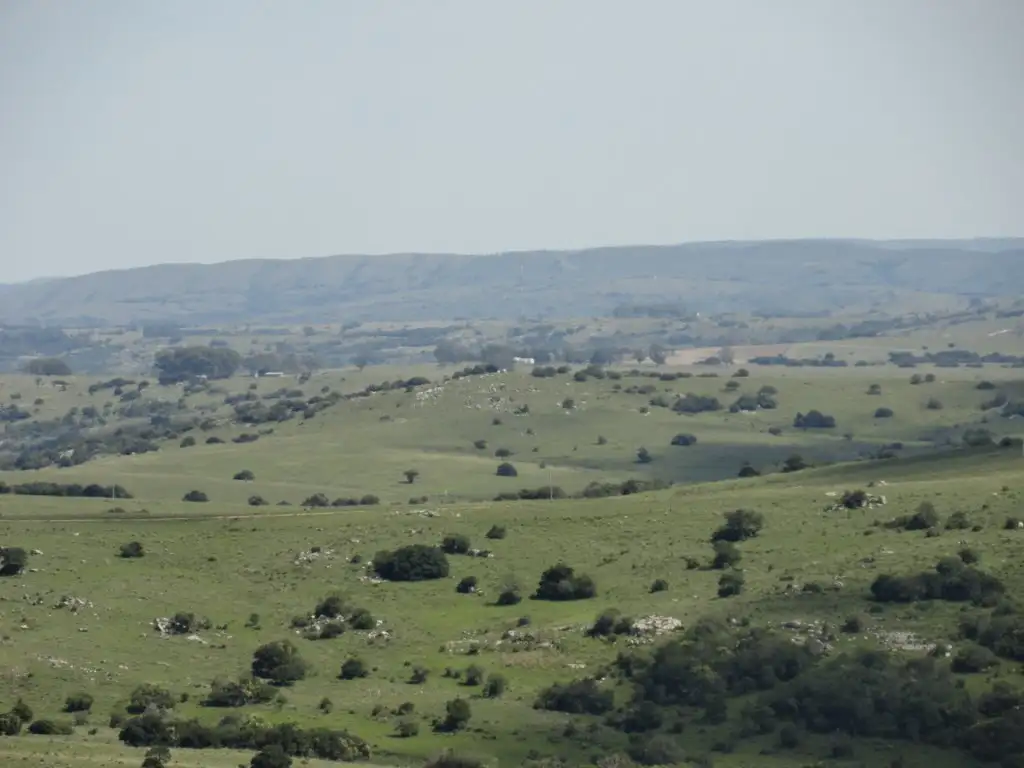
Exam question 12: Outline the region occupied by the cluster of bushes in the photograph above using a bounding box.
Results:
[119,712,370,761]
[671,393,722,414]
[290,593,375,640]
[203,676,278,707]
[960,603,1024,661]
[372,545,449,582]
[885,501,941,531]
[729,391,777,412]
[0,481,132,498]
[870,556,1004,606]
[493,478,668,503]
[0,698,78,738]
[533,615,1024,765]
[494,485,567,501]
[300,492,380,507]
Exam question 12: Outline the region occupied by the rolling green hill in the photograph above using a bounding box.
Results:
[1,238,1023,325]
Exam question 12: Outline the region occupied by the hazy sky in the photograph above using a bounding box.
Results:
[1,1,1021,282]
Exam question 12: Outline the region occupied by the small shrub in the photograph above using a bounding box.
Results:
[712,540,745,573]
[958,547,981,565]
[410,665,430,684]
[873,406,894,418]
[339,657,368,680]
[477,673,505,699]
[473,439,487,450]
[926,397,943,410]
[0,713,21,735]
[636,446,653,463]
[842,614,866,633]
[670,433,697,447]
[485,524,506,540]
[717,571,744,597]
[179,436,196,448]
[946,510,972,530]
[248,495,268,506]
[441,534,471,555]
[496,589,522,606]
[395,719,419,738]
[495,462,518,477]
[494,447,512,458]
[28,719,73,735]
[456,576,478,594]
[63,693,94,713]
[463,664,485,686]
[440,698,472,731]
[0,547,28,576]
[119,541,144,559]
[12,699,33,722]
[182,490,208,502]
[250,744,292,768]
[650,578,669,593]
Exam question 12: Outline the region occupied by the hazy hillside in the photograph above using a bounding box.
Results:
[3,239,1023,326]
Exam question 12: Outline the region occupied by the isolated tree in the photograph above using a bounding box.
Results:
[711,509,765,542]
[496,462,518,477]
[233,469,255,481]
[403,469,420,484]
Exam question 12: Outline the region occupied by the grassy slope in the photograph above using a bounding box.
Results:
[1,452,1022,767]
[0,364,1022,767]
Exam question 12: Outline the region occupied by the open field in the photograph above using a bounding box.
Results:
[1,447,1023,767]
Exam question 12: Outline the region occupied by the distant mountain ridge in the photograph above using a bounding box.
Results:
[2,238,1022,326]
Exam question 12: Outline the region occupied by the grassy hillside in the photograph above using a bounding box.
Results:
[1,238,1023,325]
[1,360,1023,767]
[1,447,1022,767]
[3,362,1021,501]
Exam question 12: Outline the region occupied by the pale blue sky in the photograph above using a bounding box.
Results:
[1,0,1021,282]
